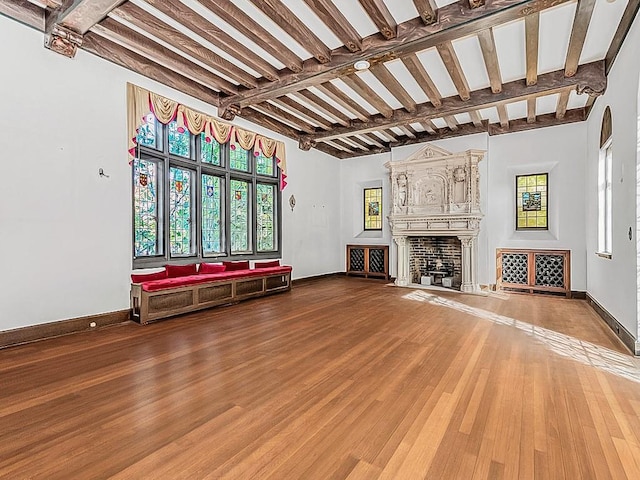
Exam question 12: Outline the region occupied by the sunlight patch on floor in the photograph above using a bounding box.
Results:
[404,290,640,384]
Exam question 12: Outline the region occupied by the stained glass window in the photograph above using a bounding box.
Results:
[202,174,223,255]
[201,133,221,166]
[256,151,275,176]
[137,113,158,149]
[364,187,382,230]
[257,183,276,251]
[170,167,194,255]
[168,120,191,158]
[516,173,548,230]
[230,142,249,172]
[134,158,161,256]
[132,109,281,268]
[230,179,250,253]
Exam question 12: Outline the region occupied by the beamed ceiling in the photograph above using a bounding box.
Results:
[3,0,639,158]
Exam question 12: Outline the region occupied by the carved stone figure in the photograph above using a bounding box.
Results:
[397,174,408,207]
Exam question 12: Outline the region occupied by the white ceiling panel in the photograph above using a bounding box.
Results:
[493,19,526,83]
[452,35,491,91]
[538,2,576,74]
[416,48,458,99]
[431,118,447,129]
[479,107,500,124]
[454,113,472,125]
[356,70,405,110]
[330,79,380,115]
[581,0,629,64]
[307,86,357,119]
[568,90,589,109]
[384,58,430,105]
[536,93,561,116]
[279,0,343,49]
[507,100,528,120]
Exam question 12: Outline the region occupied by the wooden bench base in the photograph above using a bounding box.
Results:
[131,272,291,325]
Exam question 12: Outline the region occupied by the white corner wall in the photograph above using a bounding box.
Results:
[340,125,589,290]
[485,123,588,290]
[585,13,640,339]
[0,16,341,332]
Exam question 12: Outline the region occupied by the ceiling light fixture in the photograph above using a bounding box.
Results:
[354,60,371,71]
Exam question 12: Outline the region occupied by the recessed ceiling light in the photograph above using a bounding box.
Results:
[354,60,371,71]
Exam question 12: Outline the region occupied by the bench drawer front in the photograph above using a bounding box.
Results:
[266,275,289,290]
[198,283,233,304]
[149,291,194,313]
[236,279,264,296]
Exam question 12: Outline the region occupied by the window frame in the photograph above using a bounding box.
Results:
[515,173,549,231]
[363,187,383,231]
[597,137,613,258]
[132,117,281,269]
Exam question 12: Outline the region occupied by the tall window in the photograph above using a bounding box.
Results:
[133,113,280,267]
[598,107,613,257]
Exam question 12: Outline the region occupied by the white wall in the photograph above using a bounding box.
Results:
[0,16,341,331]
[485,123,588,290]
[585,14,640,338]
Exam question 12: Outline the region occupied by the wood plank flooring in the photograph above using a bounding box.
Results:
[1,276,639,479]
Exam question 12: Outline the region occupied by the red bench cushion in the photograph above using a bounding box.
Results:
[131,269,167,283]
[166,264,198,277]
[199,263,226,274]
[140,266,292,292]
[254,260,280,268]
[223,260,250,271]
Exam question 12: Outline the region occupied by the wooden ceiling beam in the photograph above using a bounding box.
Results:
[341,74,394,118]
[300,60,605,142]
[377,129,398,142]
[527,97,536,123]
[247,0,331,63]
[252,102,317,134]
[565,0,596,77]
[477,29,502,93]
[488,108,585,135]
[46,0,124,34]
[339,137,368,151]
[82,33,220,105]
[93,18,237,95]
[362,133,388,149]
[401,55,442,107]
[389,122,489,149]
[329,138,357,153]
[0,0,45,30]
[556,89,570,119]
[196,0,302,73]
[302,0,362,52]
[443,116,459,131]
[436,41,471,101]
[469,111,484,128]
[221,0,575,109]
[369,63,417,113]
[397,125,417,138]
[419,121,437,134]
[293,90,352,127]
[604,0,640,74]
[111,3,256,89]
[357,0,396,39]
[240,107,302,139]
[497,104,509,129]
[141,0,279,82]
[413,0,438,25]
[344,136,373,151]
[315,83,371,122]
[272,96,335,130]
[525,13,539,86]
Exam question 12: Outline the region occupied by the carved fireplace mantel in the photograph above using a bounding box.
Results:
[385,145,485,292]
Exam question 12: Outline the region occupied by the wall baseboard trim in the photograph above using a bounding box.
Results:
[586,293,639,356]
[0,309,131,350]
[292,272,345,285]
[571,291,587,299]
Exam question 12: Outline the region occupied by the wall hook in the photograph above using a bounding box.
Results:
[98,168,110,178]
[289,194,296,212]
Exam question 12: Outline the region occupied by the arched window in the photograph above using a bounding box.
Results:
[598,107,613,257]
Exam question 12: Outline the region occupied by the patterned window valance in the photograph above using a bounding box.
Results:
[127,83,287,189]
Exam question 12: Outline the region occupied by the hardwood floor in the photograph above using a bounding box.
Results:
[1,276,639,479]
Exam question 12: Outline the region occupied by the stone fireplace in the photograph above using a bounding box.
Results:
[385,145,485,292]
